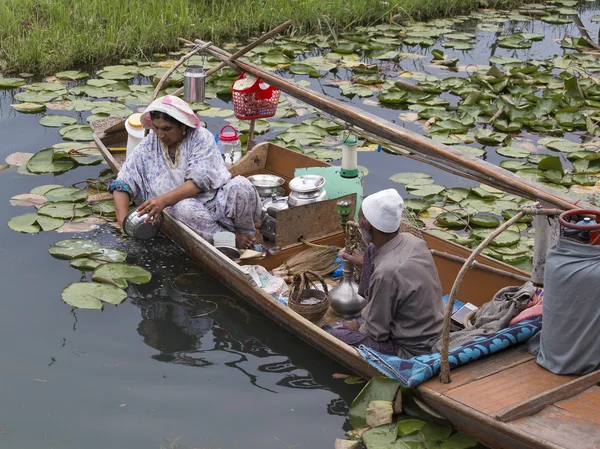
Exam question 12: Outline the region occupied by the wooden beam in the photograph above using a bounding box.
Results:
[191,40,598,212]
[495,369,600,422]
[430,250,530,283]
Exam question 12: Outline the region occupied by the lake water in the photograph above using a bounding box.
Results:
[2,4,600,448]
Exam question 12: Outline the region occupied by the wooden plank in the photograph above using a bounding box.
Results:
[424,345,534,394]
[275,194,356,247]
[229,142,269,177]
[511,405,600,449]
[265,143,329,179]
[445,360,577,415]
[554,386,600,425]
[497,369,600,422]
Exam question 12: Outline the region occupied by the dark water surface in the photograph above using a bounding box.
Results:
[2,5,600,448]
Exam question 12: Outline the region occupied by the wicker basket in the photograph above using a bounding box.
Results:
[289,271,330,322]
[231,72,280,120]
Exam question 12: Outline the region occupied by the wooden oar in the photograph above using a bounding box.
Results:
[171,20,293,97]
[191,40,599,212]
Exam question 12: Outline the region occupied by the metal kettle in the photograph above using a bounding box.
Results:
[183,65,206,103]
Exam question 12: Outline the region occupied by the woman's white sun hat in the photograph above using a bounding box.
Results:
[361,188,404,233]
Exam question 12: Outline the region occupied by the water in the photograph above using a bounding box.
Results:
[2,5,600,447]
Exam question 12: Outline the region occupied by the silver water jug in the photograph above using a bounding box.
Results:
[183,65,206,103]
[329,259,367,317]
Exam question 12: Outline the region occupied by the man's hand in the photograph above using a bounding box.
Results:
[137,196,168,224]
[343,320,361,331]
[339,248,363,269]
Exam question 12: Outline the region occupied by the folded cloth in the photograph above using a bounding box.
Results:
[432,281,536,352]
[359,317,542,388]
[509,288,544,326]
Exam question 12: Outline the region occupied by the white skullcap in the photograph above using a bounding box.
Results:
[362,189,404,233]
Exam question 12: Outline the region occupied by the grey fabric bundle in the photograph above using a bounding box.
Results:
[432,281,535,352]
[528,238,600,375]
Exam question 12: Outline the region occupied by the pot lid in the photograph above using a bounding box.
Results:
[262,196,289,211]
[289,174,326,193]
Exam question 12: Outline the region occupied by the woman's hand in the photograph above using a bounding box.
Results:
[339,248,363,269]
[137,196,168,224]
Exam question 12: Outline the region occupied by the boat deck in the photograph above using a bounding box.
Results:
[419,345,600,449]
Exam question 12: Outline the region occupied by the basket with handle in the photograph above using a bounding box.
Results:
[289,270,330,322]
[231,72,281,120]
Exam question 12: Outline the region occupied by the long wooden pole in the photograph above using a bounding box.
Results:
[191,39,598,212]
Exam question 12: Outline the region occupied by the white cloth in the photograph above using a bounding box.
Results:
[141,95,201,129]
[362,188,404,233]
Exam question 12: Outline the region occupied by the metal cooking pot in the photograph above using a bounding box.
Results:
[288,174,328,207]
[247,174,285,198]
[122,209,163,240]
[288,188,328,207]
[261,194,289,219]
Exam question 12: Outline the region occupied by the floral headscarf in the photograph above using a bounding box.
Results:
[141,95,201,129]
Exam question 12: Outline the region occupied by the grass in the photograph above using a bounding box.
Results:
[0,0,530,74]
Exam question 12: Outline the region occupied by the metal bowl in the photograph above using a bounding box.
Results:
[122,209,163,240]
[247,174,285,197]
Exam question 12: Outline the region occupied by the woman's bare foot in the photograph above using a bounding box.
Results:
[235,233,256,249]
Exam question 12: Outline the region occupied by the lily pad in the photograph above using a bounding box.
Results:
[11,103,46,113]
[0,77,26,88]
[36,216,65,231]
[397,419,426,437]
[475,129,507,145]
[92,263,152,289]
[48,238,104,259]
[420,423,452,448]
[389,172,433,186]
[349,377,401,429]
[8,213,41,233]
[70,248,127,271]
[470,213,501,228]
[9,194,47,206]
[31,184,64,196]
[439,432,477,449]
[26,148,75,174]
[61,282,127,309]
[362,423,398,448]
[59,124,93,141]
[39,115,78,127]
[38,203,92,219]
[437,212,468,228]
[44,187,88,203]
[409,185,446,197]
[497,146,531,158]
[55,70,89,80]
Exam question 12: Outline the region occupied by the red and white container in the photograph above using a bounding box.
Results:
[219,125,242,167]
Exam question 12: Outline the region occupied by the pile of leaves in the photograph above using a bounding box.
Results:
[48,238,151,310]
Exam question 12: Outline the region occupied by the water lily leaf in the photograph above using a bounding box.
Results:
[44,187,88,203]
[426,229,458,241]
[419,423,452,448]
[289,62,320,76]
[409,185,446,197]
[404,198,431,212]
[472,229,521,247]
[453,145,486,157]
[445,187,470,202]
[8,213,41,233]
[310,149,342,161]
[489,56,522,65]
[397,419,426,437]
[5,152,33,166]
[437,212,468,228]
[439,431,478,449]
[70,248,127,270]
[501,209,534,223]
[26,149,75,174]
[0,77,26,88]
[38,203,92,219]
[538,137,582,153]
[36,216,65,231]
[48,238,104,259]
[92,263,152,289]
[61,282,127,309]
[497,146,530,158]
[55,70,89,81]
[540,14,572,24]
[197,107,234,118]
[14,90,61,103]
[262,53,292,66]
[30,184,63,196]
[39,114,78,127]
[389,172,432,185]
[499,160,530,172]
[477,23,504,32]
[59,124,93,141]
[470,214,501,228]
[475,129,507,145]
[371,50,400,60]
[349,377,401,428]
[516,168,545,181]
[362,424,398,448]
[538,156,564,175]
[12,102,46,113]
[442,41,473,51]
[9,194,47,206]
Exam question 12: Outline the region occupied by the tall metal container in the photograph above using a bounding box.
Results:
[183,65,206,103]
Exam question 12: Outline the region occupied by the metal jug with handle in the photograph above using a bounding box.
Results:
[183,65,206,103]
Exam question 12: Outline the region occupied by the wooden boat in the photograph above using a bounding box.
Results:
[95,131,600,449]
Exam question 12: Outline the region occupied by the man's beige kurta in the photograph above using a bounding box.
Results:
[359,232,444,357]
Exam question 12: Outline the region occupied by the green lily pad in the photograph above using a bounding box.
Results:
[538,137,582,153]
[70,248,127,270]
[439,432,478,449]
[8,213,41,233]
[48,239,104,259]
[14,90,61,103]
[0,77,26,88]
[44,187,88,203]
[59,124,93,141]
[38,203,92,219]
[409,185,446,197]
[31,184,63,196]
[397,419,426,437]
[61,282,127,309]
[420,423,452,448]
[475,129,507,145]
[445,187,470,202]
[310,149,342,161]
[349,377,401,429]
[389,172,433,186]
[470,213,501,228]
[39,114,78,127]
[11,102,47,113]
[26,148,75,174]
[362,423,398,448]
[538,156,564,174]
[437,212,468,229]
[92,263,152,289]
[499,160,530,172]
[501,209,534,223]
[497,146,531,158]
[454,145,486,158]
[36,216,64,231]
[289,62,320,77]
[404,198,431,212]
[55,70,89,80]
[426,229,458,241]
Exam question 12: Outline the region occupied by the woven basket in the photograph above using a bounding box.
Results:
[289,270,330,322]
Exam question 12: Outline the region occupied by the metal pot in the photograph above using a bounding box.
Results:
[288,174,328,207]
[122,209,163,240]
[261,194,289,219]
[247,174,285,198]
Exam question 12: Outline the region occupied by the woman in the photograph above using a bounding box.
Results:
[109,95,261,249]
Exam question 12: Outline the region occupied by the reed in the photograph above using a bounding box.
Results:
[1,0,531,74]
[273,245,339,278]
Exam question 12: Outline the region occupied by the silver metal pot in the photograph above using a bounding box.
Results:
[288,174,328,207]
[122,209,163,240]
[288,188,328,207]
[261,194,289,219]
[183,65,206,103]
[248,174,285,198]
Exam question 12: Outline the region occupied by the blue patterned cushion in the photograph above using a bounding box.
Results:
[358,317,542,387]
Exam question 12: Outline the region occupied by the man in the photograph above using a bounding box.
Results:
[330,189,444,358]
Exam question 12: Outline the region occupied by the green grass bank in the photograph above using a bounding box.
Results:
[1,0,529,74]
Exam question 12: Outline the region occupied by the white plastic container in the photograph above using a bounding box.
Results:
[219,125,242,167]
[125,113,145,159]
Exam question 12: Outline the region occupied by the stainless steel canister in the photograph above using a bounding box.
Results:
[183,65,206,103]
[122,209,163,240]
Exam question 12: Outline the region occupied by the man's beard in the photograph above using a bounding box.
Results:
[361,225,373,245]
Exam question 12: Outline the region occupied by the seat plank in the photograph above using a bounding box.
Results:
[445,360,576,415]
[555,386,600,425]
[511,405,600,449]
[424,345,534,394]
